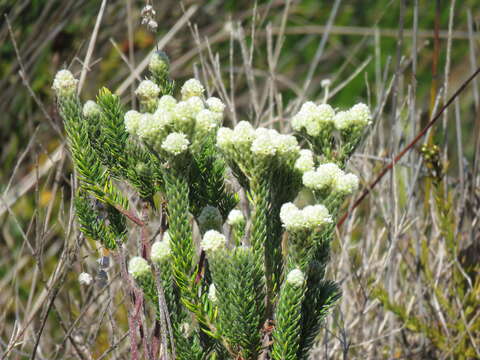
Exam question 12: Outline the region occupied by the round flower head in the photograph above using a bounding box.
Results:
[208,283,218,303]
[151,237,171,264]
[137,113,163,142]
[304,104,334,136]
[135,80,160,101]
[52,69,78,97]
[197,205,223,233]
[158,95,177,111]
[161,132,190,155]
[302,204,332,228]
[83,100,101,118]
[206,97,226,113]
[280,202,306,231]
[200,230,226,253]
[233,121,256,145]
[152,108,174,128]
[286,268,305,287]
[124,110,143,135]
[128,257,151,280]
[181,78,204,100]
[349,103,372,126]
[295,149,315,173]
[334,110,354,130]
[303,163,343,190]
[216,127,235,150]
[251,129,277,157]
[196,109,220,132]
[334,173,359,195]
[78,272,93,285]
[173,99,202,124]
[227,209,245,226]
[274,134,299,156]
[291,112,308,132]
[186,96,204,115]
[149,51,169,74]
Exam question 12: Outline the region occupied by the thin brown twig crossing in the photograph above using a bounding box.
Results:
[337,65,480,227]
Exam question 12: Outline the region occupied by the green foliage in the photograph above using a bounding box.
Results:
[53,43,367,358]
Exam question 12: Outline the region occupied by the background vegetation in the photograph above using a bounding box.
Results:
[1,0,479,358]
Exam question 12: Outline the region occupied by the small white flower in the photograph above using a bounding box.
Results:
[124,110,143,135]
[302,204,332,228]
[158,95,177,111]
[274,134,299,156]
[149,52,169,74]
[208,283,218,303]
[206,97,226,113]
[82,100,101,118]
[334,110,354,130]
[78,272,93,285]
[216,127,235,150]
[137,113,163,141]
[181,78,204,100]
[227,209,244,226]
[286,268,305,287]
[303,163,343,191]
[52,69,78,97]
[135,80,160,101]
[233,121,256,145]
[334,173,359,195]
[173,97,203,124]
[251,130,276,157]
[196,109,220,132]
[280,203,306,231]
[200,230,226,252]
[152,108,173,128]
[197,206,223,232]
[321,79,332,88]
[295,149,314,173]
[292,102,334,136]
[186,96,204,115]
[151,235,171,265]
[161,132,190,155]
[128,257,151,280]
[349,103,372,126]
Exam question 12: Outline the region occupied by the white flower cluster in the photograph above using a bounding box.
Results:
[227,209,244,226]
[334,103,372,131]
[280,202,332,231]
[181,78,204,100]
[83,100,101,118]
[151,232,171,264]
[294,149,315,173]
[286,268,305,287]
[302,162,359,195]
[149,52,169,74]
[124,78,225,155]
[52,69,78,97]
[200,230,226,253]
[135,80,160,102]
[291,102,335,136]
[291,101,372,135]
[161,132,190,155]
[128,257,151,280]
[216,122,299,159]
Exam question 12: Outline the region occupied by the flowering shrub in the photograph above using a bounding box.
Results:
[53,50,371,359]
